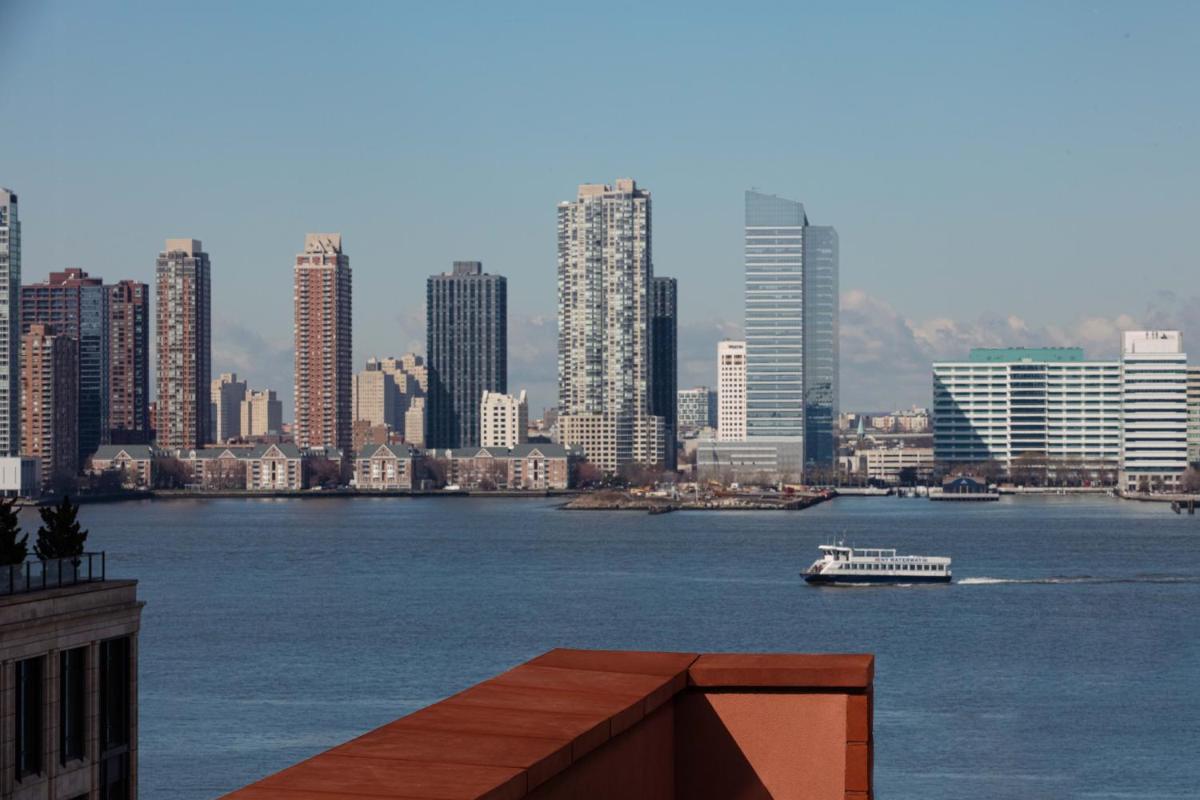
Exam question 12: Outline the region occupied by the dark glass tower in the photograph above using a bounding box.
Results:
[649,276,677,469]
[426,261,507,448]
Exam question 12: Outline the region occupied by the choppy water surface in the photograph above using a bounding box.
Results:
[78,495,1200,798]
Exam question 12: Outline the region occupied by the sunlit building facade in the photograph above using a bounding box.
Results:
[155,238,211,450]
[294,233,352,453]
[556,179,664,472]
[1120,331,1188,492]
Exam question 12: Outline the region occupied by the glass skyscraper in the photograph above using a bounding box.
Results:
[802,225,839,467]
[740,190,839,475]
[744,190,806,443]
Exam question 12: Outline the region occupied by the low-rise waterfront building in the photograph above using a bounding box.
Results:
[183,447,247,489]
[244,443,304,490]
[933,347,1122,481]
[89,444,156,488]
[695,438,805,484]
[861,446,935,484]
[1,555,142,799]
[354,442,419,490]
[169,444,308,491]
[427,443,574,490]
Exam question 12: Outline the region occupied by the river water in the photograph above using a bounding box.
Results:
[78,494,1200,798]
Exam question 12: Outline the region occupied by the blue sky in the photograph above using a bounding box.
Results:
[2,1,1197,413]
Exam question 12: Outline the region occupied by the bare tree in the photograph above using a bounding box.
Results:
[571,460,603,489]
[422,457,451,488]
[153,457,193,489]
[306,457,343,488]
[212,459,246,490]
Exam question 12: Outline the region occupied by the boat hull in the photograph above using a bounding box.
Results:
[804,573,951,585]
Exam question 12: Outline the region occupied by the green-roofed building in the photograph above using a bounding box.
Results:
[933,348,1122,480]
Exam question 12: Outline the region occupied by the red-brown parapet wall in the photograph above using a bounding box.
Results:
[221,649,874,800]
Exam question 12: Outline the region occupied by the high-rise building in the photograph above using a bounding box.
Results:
[294,233,352,453]
[0,188,19,457]
[933,348,1122,478]
[1120,331,1188,492]
[481,389,528,449]
[20,269,109,462]
[426,261,506,449]
[352,359,398,429]
[210,372,247,443]
[743,190,807,476]
[1189,366,1200,466]
[156,238,211,449]
[677,387,717,433]
[21,324,79,490]
[803,225,839,467]
[240,389,283,437]
[649,276,678,468]
[382,354,428,447]
[556,179,664,473]
[717,340,746,441]
[108,280,150,443]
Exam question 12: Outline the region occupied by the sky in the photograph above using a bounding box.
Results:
[2,1,1198,416]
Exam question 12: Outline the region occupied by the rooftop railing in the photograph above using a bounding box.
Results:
[1,552,106,597]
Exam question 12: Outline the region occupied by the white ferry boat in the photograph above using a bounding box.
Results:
[803,544,952,585]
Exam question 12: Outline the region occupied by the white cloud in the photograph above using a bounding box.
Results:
[841,289,1200,410]
[217,289,1200,423]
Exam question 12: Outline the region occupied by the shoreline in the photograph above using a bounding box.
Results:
[29,487,1200,508]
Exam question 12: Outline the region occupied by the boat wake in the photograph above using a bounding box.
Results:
[958,575,1200,586]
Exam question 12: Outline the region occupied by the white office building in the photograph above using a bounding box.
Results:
[481,389,528,449]
[933,348,1123,478]
[716,340,746,441]
[1187,366,1200,466]
[1120,331,1188,492]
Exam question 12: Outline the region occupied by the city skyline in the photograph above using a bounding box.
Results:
[5,4,1199,415]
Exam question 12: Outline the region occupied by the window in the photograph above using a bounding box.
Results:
[100,637,131,750]
[61,647,87,763]
[100,637,132,800]
[15,655,44,779]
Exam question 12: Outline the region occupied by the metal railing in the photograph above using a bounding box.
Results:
[1,552,106,596]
